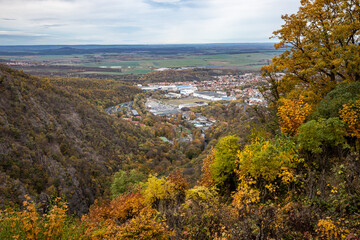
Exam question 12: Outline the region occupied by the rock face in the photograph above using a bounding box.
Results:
[0,65,148,215]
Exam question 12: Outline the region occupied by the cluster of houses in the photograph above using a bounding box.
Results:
[233,88,266,106]
[105,101,134,114]
[141,85,198,94]
[189,115,216,130]
[139,73,276,105]
[141,84,236,102]
[193,91,236,101]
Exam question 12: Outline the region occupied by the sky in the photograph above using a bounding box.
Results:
[0,0,301,45]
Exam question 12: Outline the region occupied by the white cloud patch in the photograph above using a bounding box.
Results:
[151,0,181,3]
[0,0,301,44]
[0,30,48,37]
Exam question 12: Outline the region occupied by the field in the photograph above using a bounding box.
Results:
[70,52,277,70]
[163,97,212,106]
[0,44,282,77]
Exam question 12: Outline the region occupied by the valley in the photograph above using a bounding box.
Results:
[1,5,360,237]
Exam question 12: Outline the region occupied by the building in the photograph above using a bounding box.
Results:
[159,85,177,91]
[141,86,160,91]
[165,92,181,98]
[178,102,208,109]
[131,110,140,116]
[193,91,227,101]
[178,86,198,95]
[180,89,196,95]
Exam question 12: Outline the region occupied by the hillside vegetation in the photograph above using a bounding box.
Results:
[0,64,185,215]
[50,77,142,109]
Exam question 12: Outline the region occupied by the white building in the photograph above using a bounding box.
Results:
[141,86,160,91]
[165,93,181,98]
[178,102,208,109]
[178,86,198,95]
[180,89,196,95]
[159,85,177,91]
[193,91,227,101]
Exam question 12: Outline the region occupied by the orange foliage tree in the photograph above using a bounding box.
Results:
[82,193,145,239]
[82,191,174,240]
[199,148,216,188]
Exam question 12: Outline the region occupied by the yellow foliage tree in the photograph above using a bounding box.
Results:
[234,136,301,209]
[262,0,360,102]
[0,195,81,240]
[232,178,260,214]
[316,217,349,240]
[339,100,360,138]
[142,173,188,208]
[115,208,173,240]
[277,97,312,135]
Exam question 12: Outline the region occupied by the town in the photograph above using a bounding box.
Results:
[104,72,280,145]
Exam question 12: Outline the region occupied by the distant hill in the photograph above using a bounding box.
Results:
[0,65,182,215]
[0,43,278,56]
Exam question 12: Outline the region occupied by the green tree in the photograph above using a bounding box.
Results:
[297,117,348,153]
[312,82,360,119]
[211,135,240,192]
[110,169,145,197]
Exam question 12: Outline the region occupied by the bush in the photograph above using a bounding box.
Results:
[110,169,145,197]
[297,118,348,153]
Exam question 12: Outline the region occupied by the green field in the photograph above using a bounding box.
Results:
[1,50,280,76]
[80,68,153,75]
[163,97,212,106]
[79,52,278,70]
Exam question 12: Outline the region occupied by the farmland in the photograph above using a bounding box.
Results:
[0,43,282,77]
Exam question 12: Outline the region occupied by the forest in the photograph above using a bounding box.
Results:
[1,0,360,239]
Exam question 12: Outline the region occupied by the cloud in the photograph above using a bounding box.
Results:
[42,24,67,28]
[1,18,16,21]
[151,0,181,3]
[0,0,301,45]
[0,30,48,37]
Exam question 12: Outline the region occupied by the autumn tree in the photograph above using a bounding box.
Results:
[277,97,313,135]
[142,173,188,209]
[115,208,173,240]
[312,82,360,119]
[234,136,301,206]
[110,169,145,197]
[199,148,216,188]
[340,99,360,139]
[297,117,348,154]
[0,196,83,240]
[181,186,233,239]
[211,135,240,192]
[263,0,360,102]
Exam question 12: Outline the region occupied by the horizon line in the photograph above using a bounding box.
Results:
[0,42,277,47]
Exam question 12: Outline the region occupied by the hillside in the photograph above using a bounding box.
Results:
[49,77,142,109]
[0,64,183,215]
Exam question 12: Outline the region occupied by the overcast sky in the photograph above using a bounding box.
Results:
[0,0,301,45]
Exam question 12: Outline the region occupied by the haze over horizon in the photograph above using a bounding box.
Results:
[0,0,300,45]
